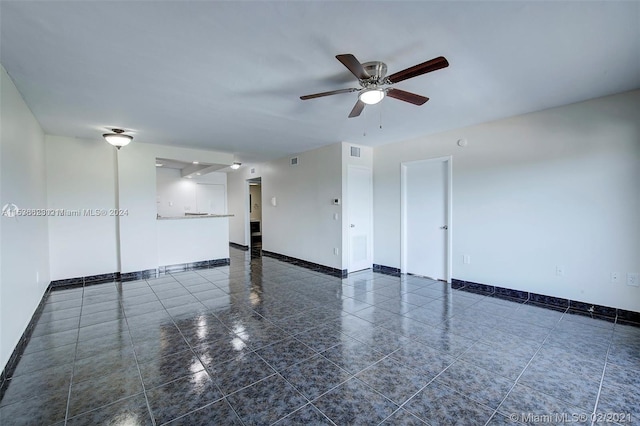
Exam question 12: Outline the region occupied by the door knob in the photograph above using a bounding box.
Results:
[440,225,448,230]
[350,224,355,228]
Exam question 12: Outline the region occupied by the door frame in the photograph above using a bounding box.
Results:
[245,177,261,248]
[400,156,453,282]
[347,165,373,273]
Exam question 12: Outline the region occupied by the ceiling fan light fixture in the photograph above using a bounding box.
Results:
[103,129,132,149]
[359,89,385,105]
[230,162,241,170]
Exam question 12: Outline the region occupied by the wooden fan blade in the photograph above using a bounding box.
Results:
[336,54,371,80]
[348,100,366,118]
[387,88,429,105]
[300,88,357,100]
[387,56,449,84]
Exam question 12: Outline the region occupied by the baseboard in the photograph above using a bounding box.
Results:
[49,257,231,290]
[0,284,52,399]
[262,250,347,278]
[451,278,640,326]
[229,242,249,251]
[158,258,230,274]
[373,264,401,277]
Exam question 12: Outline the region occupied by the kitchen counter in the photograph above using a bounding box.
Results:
[157,214,234,220]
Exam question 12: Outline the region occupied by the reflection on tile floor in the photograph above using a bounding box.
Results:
[1,248,639,425]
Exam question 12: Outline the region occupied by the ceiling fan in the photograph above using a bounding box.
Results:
[300,54,449,118]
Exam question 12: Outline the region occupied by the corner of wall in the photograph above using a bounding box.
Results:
[0,64,50,369]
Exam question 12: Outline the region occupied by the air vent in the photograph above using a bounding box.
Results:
[290,157,299,166]
[350,146,361,157]
[250,168,256,174]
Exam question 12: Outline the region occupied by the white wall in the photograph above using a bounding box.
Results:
[42,136,233,275]
[46,135,118,280]
[156,168,196,217]
[373,90,640,312]
[0,65,50,369]
[227,145,344,269]
[156,168,227,218]
[261,143,343,269]
[118,143,233,273]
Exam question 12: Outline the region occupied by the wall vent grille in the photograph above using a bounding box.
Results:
[290,157,299,166]
[350,146,361,157]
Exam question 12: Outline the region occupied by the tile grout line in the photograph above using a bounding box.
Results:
[376,326,486,425]
[62,284,86,426]
[589,317,617,426]
[144,274,248,426]
[250,332,349,423]
[483,306,570,425]
[123,279,176,426]
[225,252,341,424]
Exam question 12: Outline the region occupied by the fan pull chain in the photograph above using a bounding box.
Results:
[379,102,383,130]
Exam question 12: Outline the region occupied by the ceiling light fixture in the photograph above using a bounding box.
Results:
[103,128,132,149]
[230,162,241,170]
[155,163,163,167]
[359,89,385,105]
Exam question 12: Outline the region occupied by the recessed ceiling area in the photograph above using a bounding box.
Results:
[1,1,638,164]
[155,158,229,178]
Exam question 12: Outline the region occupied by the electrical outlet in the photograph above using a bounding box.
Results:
[627,273,639,287]
[611,272,619,284]
[333,248,339,255]
[556,266,565,276]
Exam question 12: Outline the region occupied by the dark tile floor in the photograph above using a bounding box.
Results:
[1,248,639,425]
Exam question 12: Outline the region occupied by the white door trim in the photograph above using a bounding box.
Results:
[244,179,251,247]
[347,165,373,273]
[400,156,453,282]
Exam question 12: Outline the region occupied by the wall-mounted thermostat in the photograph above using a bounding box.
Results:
[332,198,340,205]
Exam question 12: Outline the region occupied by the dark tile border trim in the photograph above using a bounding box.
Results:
[262,250,347,278]
[50,258,231,290]
[0,284,52,400]
[617,309,640,326]
[373,264,401,277]
[119,269,158,282]
[229,242,249,251]
[451,278,640,327]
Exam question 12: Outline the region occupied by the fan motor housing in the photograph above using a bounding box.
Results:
[362,61,388,79]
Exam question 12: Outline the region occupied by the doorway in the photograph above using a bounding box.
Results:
[401,157,452,281]
[247,178,262,256]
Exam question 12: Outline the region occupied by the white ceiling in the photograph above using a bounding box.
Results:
[1,1,639,164]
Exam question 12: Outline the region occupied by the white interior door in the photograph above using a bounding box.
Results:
[404,159,449,280]
[348,166,372,272]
